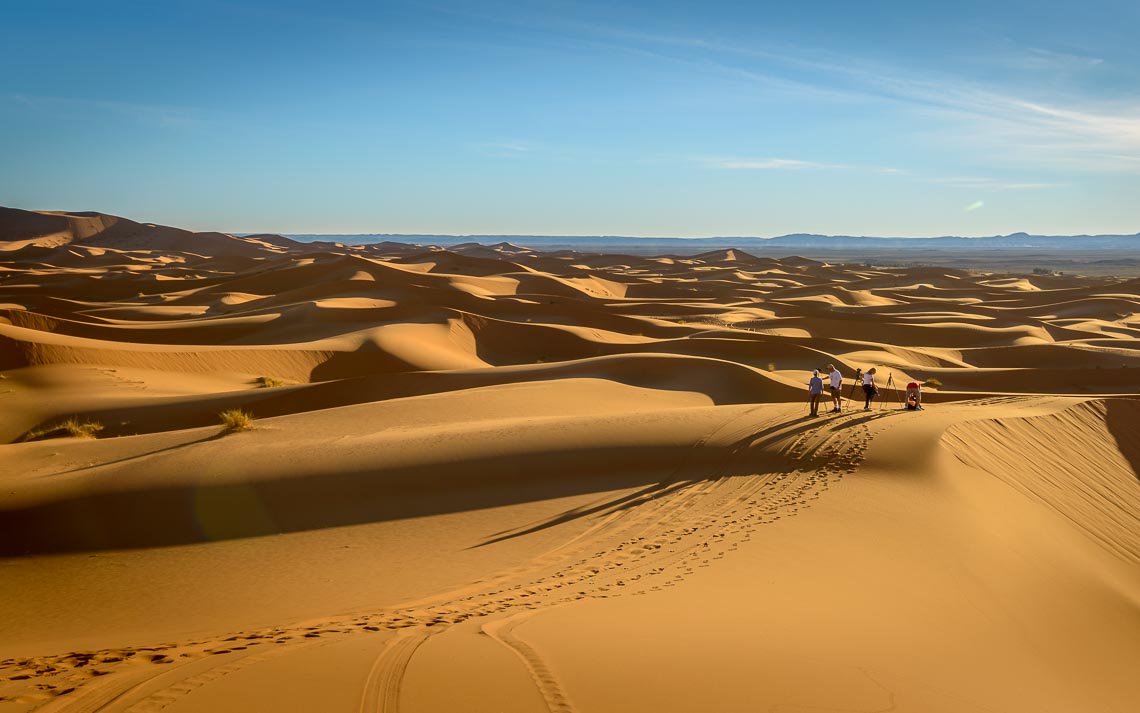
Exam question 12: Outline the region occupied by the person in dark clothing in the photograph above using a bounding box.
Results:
[808,369,825,416]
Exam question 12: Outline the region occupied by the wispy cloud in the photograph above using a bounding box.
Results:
[703,155,1064,190]
[704,158,1056,193]
[474,140,537,156]
[498,19,1140,174]
[471,139,592,162]
[7,93,201,128]
[699,156,915,178]
[704,157,837,170]
[933,176,1063,190]
[993,46,1104,72]
[890,82,1140,172]
[397,9,1140,176]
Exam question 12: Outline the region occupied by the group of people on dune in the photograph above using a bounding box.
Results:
[805,364,924,417]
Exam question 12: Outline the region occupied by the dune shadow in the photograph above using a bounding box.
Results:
[0,407,847,557]
[470,409,888,548]
[471,480,699,548]
[1104,398,1140,481]
[0,442,716,557]
[0,392,900,557]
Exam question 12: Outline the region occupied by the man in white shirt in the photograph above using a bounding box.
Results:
[827,363,843,413]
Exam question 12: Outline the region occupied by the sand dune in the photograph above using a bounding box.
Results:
[1,207,1138,711]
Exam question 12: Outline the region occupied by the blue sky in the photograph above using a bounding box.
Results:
[2,0,1138,236]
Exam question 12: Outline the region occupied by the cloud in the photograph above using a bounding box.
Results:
[934,176,1063,191]
[704,157,835,170]
[699,156,918,180]
[905,89,1140,172]
[474,140,536,156]
[964,200,985,212]
[415,10,1140,175]
[524,21,1140,173]
[996,46,1104,72]
[836,75,1140,174]
[997,182,1064,190]
[7,93,201,128]
[471,139,592,163]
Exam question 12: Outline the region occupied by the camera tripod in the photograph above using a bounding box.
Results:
[879,372,904,411]
[842,369,863,412]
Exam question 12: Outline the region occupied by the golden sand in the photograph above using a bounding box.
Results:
[1,208,1138,712]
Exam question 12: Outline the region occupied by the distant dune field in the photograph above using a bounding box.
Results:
[1,207,1138,712]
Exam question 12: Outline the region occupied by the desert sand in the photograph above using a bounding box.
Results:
[0,207,1138,712]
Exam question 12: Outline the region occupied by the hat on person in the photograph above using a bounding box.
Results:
[812,369,819,376]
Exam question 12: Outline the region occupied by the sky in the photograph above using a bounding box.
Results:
[2,0,1139,237]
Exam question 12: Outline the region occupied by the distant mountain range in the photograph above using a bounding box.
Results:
[282,231,1140,251]
[4,206,1138,274]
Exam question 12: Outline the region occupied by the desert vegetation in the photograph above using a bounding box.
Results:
[219,409,254,433]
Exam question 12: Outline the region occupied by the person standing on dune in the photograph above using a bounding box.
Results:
[827,364,843,412]
[808,369,825,417]
[862,368,878,410]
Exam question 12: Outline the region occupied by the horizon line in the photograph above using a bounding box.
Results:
[242,230,1140,240]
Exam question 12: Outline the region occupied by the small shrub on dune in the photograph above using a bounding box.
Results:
[22,417,104,442]
[256,376,283,388]
[923,378,943,388]
[219,409,254,433]
[767,362,777,373]
[64,417,104,438]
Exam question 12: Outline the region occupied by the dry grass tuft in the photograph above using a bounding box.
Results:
[219,409,254,433]
[256,376,284,388]
[923,377,944,388]
[766,362,777,372]
[22,417,104,442]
